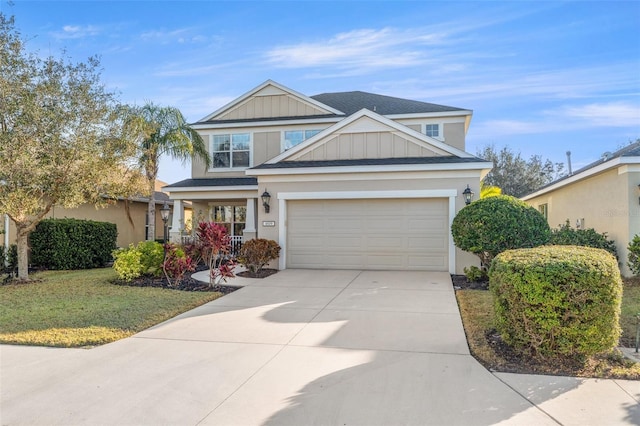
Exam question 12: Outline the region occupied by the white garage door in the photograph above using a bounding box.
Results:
[286,198,449,270]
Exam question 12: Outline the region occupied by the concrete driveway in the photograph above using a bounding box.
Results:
[1,270,638,425]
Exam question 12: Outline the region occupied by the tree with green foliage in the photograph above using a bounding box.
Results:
[477,145,565,198]
[0,14,145,280]
[451,195,551,267]
[124,102,210,241]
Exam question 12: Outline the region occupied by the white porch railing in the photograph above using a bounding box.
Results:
[180,235,243,256]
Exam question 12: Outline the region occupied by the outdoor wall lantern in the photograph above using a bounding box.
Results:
[261,190,271,213]
[160,201,171,243]
[463,185,474,205]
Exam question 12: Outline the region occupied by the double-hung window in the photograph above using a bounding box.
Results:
[212,133,250,169]
[283,129,321,151]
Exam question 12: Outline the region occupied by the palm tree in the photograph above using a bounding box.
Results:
[480,182,502,199]
[128,102,211,241]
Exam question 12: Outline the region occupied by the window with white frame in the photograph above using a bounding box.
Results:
[425,124,440,138]
[283,129,321,151]
[212,205,246,236]
[212,133,250,168]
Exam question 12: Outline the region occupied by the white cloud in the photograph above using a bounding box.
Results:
[264,27,450,73]
[139,27,211,45]
[51,24,102,39]
[556,102,640,127]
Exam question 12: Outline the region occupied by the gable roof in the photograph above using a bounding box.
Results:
[522,141,640,200]
[195,80,471,125]
[310,91,467,116]
[265,108,473,165]
[196,80,344,123]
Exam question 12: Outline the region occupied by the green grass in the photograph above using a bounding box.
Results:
[456,277,640,380]
[0,268,223,347]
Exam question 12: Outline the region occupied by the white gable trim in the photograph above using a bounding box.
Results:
[198,80,344,122]
[522,156,640,200]
[265,109,473,164]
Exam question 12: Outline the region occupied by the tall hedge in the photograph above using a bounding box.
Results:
[489,245,622,361]
[30,218,117,270]
[451,195,550,267]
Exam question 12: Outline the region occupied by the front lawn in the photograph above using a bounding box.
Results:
[456,277,640,380]
[0,268,223,347]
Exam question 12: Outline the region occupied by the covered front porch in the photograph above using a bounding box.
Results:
[162,178,260,253]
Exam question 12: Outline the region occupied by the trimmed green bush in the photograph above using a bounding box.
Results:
[30,218,117,270]
[627,235,640,276]
[489,245,622,361]
[112,241,164,282]
[550,221,617,258]
[237,238,281,274]
[451,195,550,267]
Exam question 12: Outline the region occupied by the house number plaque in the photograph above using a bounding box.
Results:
[262,221,276,227]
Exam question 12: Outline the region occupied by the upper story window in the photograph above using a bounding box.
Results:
[425,124,440,139]
[212,133,250,169]
[283,129,321,151]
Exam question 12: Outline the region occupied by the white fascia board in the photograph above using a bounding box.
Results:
[165,185,258,193]
[191,116,342,130]
[277,189,457,200]
[246,161,493,176]
[521,156,640,200]
[384,110,473,120]
[197,80,344,122]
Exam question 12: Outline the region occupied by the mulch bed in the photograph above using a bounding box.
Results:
[451,274,489,290]
[113,266,279,292]
[237,268,278,279]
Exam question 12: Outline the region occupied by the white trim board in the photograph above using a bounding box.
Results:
[277,189,458,273]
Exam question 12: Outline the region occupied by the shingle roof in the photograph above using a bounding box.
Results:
[251,156,486,170]
[163,177,258,188]
[523,141,640,196]
[310,91,466,116]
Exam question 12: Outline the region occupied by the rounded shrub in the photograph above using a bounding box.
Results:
[451,195,550,267]
[237,238,281,275]
[489,245,622,361]
[550,221,617,258]
[627,235,640,276]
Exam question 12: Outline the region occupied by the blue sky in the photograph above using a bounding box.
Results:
[5,0,640,184]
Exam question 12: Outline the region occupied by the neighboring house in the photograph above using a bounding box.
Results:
[164,80,492,273]
[522,142,640,276]
[1,180,184,249]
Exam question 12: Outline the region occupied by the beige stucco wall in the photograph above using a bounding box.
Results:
[524,166,639,276]
[254,171,482,274]
[1,200,171,250]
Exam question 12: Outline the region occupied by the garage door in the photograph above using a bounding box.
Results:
[286,198,449,270]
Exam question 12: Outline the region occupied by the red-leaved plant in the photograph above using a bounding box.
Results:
[162,243,196,287]
[196,221,236,286]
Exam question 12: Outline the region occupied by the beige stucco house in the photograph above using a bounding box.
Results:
[164,80,492,274]
[1,180,185,249]
[522,142,640,276]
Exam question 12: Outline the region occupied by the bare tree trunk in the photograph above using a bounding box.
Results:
[16,227,29,280]
[147,194,155,241]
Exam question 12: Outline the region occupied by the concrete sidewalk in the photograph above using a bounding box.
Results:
[1,269,638,425]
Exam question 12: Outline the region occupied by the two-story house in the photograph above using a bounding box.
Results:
[164,80,492,274]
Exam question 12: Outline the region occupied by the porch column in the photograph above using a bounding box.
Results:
[169,200,183,243]
[243,198,257,241]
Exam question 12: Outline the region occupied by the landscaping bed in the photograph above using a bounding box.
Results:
[454,276,640,380]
